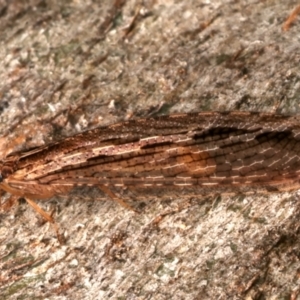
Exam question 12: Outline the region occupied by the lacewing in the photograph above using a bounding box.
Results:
[1,111,300,228]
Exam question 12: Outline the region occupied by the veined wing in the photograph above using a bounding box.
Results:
[5,126,300,197]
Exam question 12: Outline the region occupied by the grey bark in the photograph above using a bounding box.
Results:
[0,1,300,299]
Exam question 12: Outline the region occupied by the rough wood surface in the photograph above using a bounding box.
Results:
[1,1,300,299]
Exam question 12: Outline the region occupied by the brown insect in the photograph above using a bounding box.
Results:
[1,111,300,235]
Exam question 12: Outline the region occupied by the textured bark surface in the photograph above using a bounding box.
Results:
[1,1,300,299]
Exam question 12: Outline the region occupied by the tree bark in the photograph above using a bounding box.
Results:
[0,1,300,299]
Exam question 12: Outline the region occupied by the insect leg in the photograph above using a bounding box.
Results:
[25,198,63,243]
[98,185,139,213]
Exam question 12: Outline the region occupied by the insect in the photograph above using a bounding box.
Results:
[1,111,300,233]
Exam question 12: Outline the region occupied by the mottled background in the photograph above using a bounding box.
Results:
[1,1,300,299]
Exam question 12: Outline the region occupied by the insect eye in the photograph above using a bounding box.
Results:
[1,166,13,179]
